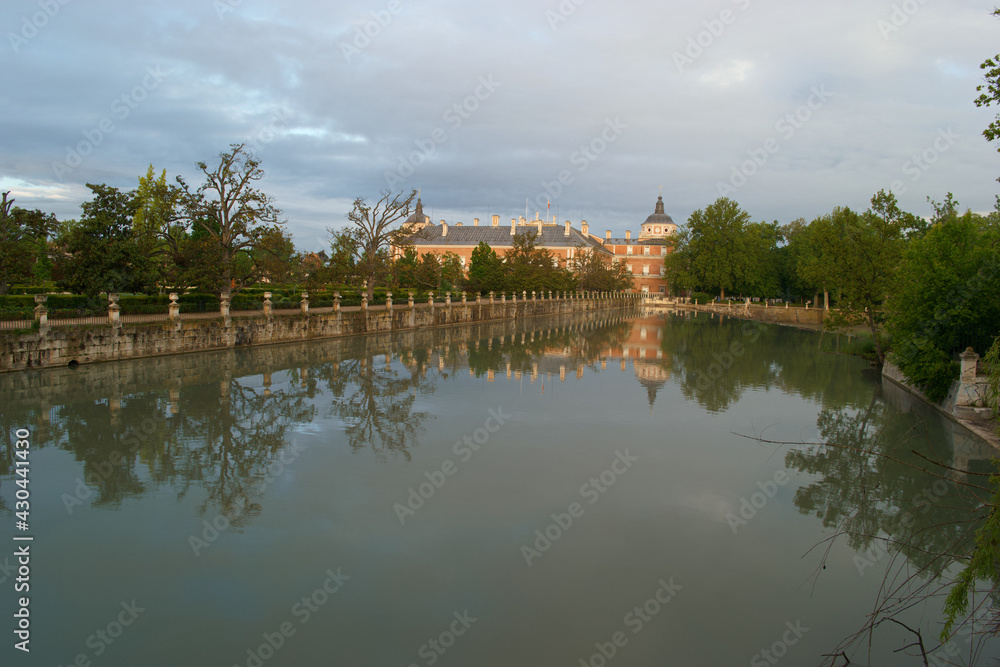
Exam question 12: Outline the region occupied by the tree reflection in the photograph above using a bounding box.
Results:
[661,312,873,413]
[780,386,993,663]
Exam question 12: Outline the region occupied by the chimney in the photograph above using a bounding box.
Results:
[473,218,479,226]
[441,221,448,237]
[625,230,631,240]
[519,215,526,225]
[511,218,516,235]
[564,220,571,236]
[553,214,557,224]
[534,211,540,221]
[537,218,543,234]
[581,221,589,235]
[491,215,499,226]
[606,230,611,239]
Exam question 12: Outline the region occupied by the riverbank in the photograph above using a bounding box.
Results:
[660,299,999,449]
[0,293,637,373]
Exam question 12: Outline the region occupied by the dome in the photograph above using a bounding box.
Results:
[643,195,675,227]
[404,197,429,228]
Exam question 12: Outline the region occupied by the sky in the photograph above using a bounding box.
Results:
[2,0,999,251]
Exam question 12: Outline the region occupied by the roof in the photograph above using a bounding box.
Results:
[643,195,676,227]
[408,224,613,255]
[605,238,667,246]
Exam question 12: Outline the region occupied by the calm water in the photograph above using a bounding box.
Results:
[1,308,998,666]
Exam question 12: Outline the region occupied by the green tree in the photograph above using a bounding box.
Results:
[676,197,757,299]
[822,191,914,365]
[439,252,464,292]
[503,230,573,294]
[572,244,631,292]
[392,247,420,289]
[885,208,1000,401]
[177,143,284,295]
[133,165,184,291]
[415,252,442,291]
[52,184,155,296]
[0,192,55,294]
[252,227,299,284]
[327,228,359,287]
[466,241,504,294]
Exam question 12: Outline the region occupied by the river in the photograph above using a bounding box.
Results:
[1,307,997,665]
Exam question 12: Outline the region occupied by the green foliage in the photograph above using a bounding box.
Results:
[52,184,157,296]
[503,230,575,293]
[690,292,714,305]
[466,242,504,294]
[571,244,631,292]
[885,207,1000,400]
[0,192,56,295]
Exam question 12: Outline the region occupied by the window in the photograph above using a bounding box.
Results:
[626,246,632,255]
[627,264,633,274]
[654,227,660,234]
[644,246,650,255]
[642,265,649,275]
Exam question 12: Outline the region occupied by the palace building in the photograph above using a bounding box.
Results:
[402,193,677,294]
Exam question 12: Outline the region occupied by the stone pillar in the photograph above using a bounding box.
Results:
[386,292,393,310]
[333,291,341,312]
[960,347,980,383]
[522,290,527,301]
[220,291,231,319]
[549,290,553,300]
[501,292,506,304]
[33,295,48,330]
[489,291,495,304]
[108,293,121,328]
[532,290,536,301]
[300,291,309,315]
[476,293,481,305]
[408,292,415,309]
[428,294,435,309]
[263,292,273,318]
[461,292,467,305]
[361,294,368,311]
[168,293,181,320]
[445,292,451,307]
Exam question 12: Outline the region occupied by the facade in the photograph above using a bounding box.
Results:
[599,195,677,295]
[401,194,677,293]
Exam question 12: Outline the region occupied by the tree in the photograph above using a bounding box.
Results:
[343,189,417,300]
[466,241,504,294]
[975,8,1000,169]
[885,207,1000,401]
[439,252,464,292]
[177,143,284,295]
[679,198,755,300]
[133,165,183,291]
[252,227,299,284]
[52,184,154,296]
[0,192,55,294]
[327,228,359,287]
[503,230,573,293]
[822,191,914,365]
[572,244,632,292]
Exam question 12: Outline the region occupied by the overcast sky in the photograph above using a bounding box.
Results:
[2,0,999,250]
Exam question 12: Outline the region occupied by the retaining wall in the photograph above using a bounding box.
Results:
[1,294,637,373]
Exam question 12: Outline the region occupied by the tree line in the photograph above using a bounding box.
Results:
[0,145,634,303]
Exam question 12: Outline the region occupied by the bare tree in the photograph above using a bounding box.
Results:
[341,189,417,300]
[177,143,284,294]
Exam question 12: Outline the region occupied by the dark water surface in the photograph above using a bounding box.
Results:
[1,308,998,666]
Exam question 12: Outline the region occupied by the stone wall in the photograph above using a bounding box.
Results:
[687,302,826,326]
[0,294,637,373]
